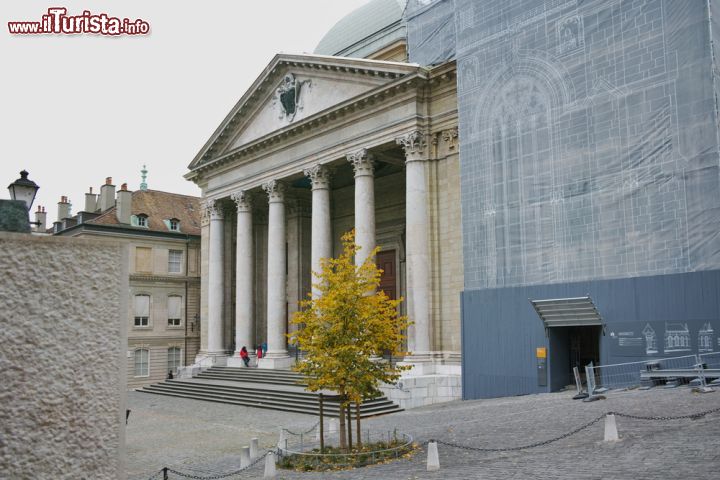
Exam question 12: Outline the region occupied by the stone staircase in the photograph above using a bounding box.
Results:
[136,366,403,418]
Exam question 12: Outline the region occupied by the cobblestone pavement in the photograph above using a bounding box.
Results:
[127,387,720,479]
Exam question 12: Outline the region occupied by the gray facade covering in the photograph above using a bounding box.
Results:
[454,0,720,290]
[407,0,720,398]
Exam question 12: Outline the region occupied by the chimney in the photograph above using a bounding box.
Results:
[84,186,98,212]
[34,205,47,232]
[116,183,132,224]
[98,177,116,212]
[57,196,70,222]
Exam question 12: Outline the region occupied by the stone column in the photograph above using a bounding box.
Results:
[205,199,226,361]
[259,180,292,369]
[396,130,432,369]
[228,190,254,367]
[346,149,375,266]
[304,164,332,298]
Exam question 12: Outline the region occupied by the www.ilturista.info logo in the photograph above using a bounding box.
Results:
[8,7,150,36]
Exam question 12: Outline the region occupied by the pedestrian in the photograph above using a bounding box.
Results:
[240,346,250,367]
[256,344,263,359]
[261,342,267,357]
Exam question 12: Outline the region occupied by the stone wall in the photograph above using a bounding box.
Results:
[0,233,128,479]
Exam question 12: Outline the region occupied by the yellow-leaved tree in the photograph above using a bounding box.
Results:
[289,230,411,450]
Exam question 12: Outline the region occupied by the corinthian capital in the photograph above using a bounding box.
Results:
[230,190,252,213]
[395,129,428,162]
[346,148,374,177]
[303,163,331,190]
[262,180,286,203]
[201,199,224,222]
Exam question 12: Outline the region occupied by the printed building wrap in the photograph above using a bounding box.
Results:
[407,0,720,397]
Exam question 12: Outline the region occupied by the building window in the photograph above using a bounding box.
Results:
[169,219,180,231]
[168,347,181,373]
[134,294,150,327]
[167,295,182,327]
[168,249,183,274]
[134,349,149,377]
[137,214,148,227]
[135,247,152,273]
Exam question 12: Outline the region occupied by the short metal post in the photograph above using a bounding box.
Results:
[162,467,168,480]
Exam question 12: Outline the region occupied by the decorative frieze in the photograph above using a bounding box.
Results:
[303,163,331,190]
[346,148,374,177]
[396,130,428,162]
[262,180,286,203]
[230,190,253,213]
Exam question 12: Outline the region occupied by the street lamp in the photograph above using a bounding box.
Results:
[8,170,39,211]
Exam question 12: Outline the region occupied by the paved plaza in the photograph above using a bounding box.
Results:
[127,387,720,479]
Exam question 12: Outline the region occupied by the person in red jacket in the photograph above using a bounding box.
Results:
[240,346,250,367]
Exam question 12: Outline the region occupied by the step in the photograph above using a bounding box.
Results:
[137,376,403,418]
[137,387,402,418]
[195,373,305,386]
[144,382,399,411]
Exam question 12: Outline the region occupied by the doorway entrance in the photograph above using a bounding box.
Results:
[548,325,601,391]
[376,250,397,300]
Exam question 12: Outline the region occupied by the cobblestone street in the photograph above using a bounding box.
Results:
[127,387,720,479]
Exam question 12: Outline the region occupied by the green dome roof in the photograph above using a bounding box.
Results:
[314,0,407,57]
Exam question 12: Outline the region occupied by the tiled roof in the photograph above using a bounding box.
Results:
[88,189,201,236]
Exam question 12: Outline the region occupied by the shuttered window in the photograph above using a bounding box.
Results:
[167,295,182,326]
[134,294,150,327]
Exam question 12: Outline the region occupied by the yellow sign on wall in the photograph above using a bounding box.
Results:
[536,347,547,358]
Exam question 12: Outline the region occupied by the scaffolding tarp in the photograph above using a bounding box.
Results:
[409,0,720,290]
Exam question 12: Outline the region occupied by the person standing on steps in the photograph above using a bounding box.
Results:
[240,346,250,367]
[261,342,267,358]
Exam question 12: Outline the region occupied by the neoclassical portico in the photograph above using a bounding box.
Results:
[189,54,463,406]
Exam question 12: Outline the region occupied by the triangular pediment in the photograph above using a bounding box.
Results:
[188,54,421,170]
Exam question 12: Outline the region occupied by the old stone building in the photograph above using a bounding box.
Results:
[189,0,720,403]
[186,0,462,407]
[52,174,201,389]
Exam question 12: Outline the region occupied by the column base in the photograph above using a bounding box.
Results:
[195,352,227,367]
[258,352,293,370]
[397,352,436,375]
[227,350,257,368]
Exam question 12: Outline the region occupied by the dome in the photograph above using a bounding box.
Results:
[314,0,407,58]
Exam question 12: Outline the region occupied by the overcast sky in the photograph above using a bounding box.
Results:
[1,0,370,221]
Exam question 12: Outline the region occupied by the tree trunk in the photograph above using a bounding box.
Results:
[355,402,362,448]
[338,402,347,450]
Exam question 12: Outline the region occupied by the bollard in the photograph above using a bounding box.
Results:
[263,452,277,478]
[277,427,286,451]
[604,414,619,442]
[427,441,440,471]
[240,446,250,468]
[250,437,259,459]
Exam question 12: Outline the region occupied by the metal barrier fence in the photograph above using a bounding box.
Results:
[699,351,720,368]
[585,354,699,394]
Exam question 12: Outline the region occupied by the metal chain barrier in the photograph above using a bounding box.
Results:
[151,450,269,480]
[609,404,720,421]
[282,420,320,436]
[426,404,720,454]
[428,413,606,453]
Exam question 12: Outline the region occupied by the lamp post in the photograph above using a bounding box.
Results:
[8,170,39,211]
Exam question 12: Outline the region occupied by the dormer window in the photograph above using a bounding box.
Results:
[132,214,149,228]
[169,218,180,231]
